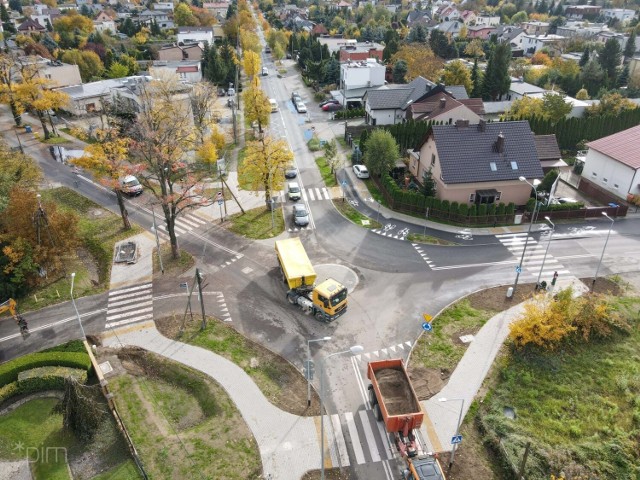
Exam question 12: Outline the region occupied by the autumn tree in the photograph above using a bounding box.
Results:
[61,49,104,82]
[127,75,212,259]
[239,135,293,206]
[14,75,70,139]
[174,3,198,26]
[464,38,485,59]
[0,138,42,214]
[188,81,219,145]
[54,10,94,36]
[391,44,444,82]
[243,85,271,133]
[323,139,340,174]
[440,60,472,95]
[0,52,27,125]
[243,50,261,83]
[1,188,79,288]
[363,129,399,177]
[586,92,637,117]
[71,128,133,230]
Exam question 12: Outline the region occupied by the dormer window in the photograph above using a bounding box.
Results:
[510,161,518,170]
[490,162,497,171]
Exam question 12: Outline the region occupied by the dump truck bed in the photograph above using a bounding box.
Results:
[275,238,317,290]
[368,359,424,433]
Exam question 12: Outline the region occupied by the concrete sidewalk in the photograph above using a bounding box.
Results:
[102,326,321,479]
[418,275,591,453]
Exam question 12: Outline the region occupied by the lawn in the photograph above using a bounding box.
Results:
[0,397,137,480]
[19,188,142,312]
[109,350,262,480]
[480,294,640,479]
[410,299,493,373]
[314,156,338,187]
[226,205,284,239]
[152,243,195,275]
[332,200,381,229]
[236,146,255,190]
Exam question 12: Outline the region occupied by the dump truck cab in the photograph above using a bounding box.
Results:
[403,454,446,480]
[312,278,348,321]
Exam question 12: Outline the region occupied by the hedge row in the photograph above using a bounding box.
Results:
[0,351,91,386]
[526,198,585,212]
[0,370,87,406]
[334,108,365,119]
[381,173,517,216]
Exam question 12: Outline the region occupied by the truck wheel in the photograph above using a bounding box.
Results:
[368,385,377,405]
[287,293,296,304]
[373,403,382,422]
[315,311,325,322]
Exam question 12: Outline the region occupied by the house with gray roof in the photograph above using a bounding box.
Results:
[363,76,437,125]
[411,120,544,206]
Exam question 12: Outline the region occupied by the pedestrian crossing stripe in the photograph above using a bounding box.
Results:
[496,233,570,280]
[106,283,154,330]
[155,212,208,240]
[412,244,434,268]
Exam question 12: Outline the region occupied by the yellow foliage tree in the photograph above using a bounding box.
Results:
[239,135,293,205]
[14,76,70,139]
[53,11,94,36]
[392,44,443,82]
[503,96,544,120]
[440,60,472,95]
[243,50,261,82]
[71,129,133,230]
[509,289,579,350]
[243,85,271,133]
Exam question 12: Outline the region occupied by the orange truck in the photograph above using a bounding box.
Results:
[367,359,447,479]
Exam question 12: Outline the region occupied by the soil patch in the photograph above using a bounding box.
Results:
[408,366,448,400]
[374,368,418,414]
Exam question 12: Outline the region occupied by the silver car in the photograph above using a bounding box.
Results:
[295,101,307,113]
[292,203,309,226]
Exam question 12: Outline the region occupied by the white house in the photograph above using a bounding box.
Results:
[522,34,566,56]
[336,59,386,104]
[155,1,175,10]
[601,8,635,24]
[150,60,202,83]
[582,125,640,201]
[177,26,214,45]
[475,15,500,26]
[21,56,82,88]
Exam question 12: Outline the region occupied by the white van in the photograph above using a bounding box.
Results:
[262,66,269,76]
[287,182,301,201]
[121,175,143,196]
[269,98,278,113]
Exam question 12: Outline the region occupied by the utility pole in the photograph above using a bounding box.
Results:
[195,268,206,331]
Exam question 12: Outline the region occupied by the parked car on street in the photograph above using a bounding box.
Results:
[284,166,297,178]
[322,103,342,112]
[295,101,307,113]
[292,203,310,226]
[288,182,301,201]
[120,175,143,196]
[292,92,301,103]
[227,87,235,97]
[262,67,268,76]
[353,164,369,179]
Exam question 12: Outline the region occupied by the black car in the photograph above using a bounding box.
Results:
[319,99,340,108]
[284,166,297,178]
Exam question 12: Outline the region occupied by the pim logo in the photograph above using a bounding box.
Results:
[14,442,67,463]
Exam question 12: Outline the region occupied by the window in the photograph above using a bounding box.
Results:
[510,161,518,170]
[496,191,502,200]
[431,154,435,166]
[490,162,497,171]
[469,193,476,202]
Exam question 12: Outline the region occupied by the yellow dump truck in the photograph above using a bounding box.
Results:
[275,238,347,322]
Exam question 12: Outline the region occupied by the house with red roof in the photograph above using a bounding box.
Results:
[581,125,640,202]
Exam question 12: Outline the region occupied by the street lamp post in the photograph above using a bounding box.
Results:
[438,397,465,469]
[320,345,364,480]
[592,212,614,290]
[306,336,331,407]
[150,203,164,274]
[513,177,541,293]
[70,272,87,339]
[536,216,555,286]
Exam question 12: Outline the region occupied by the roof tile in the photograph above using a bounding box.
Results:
[586,125,640,169]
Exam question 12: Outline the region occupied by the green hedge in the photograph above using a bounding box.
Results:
[334,108,364,119]
[40,340,86,353]
[0,351,91,387]
[0,372,88,405]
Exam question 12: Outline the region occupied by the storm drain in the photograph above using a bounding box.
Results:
[114,241,137,264]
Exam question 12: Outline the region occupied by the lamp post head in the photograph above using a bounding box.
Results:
[602,212,613,221]
[349,345,364,354]
[322,336,332,341]
[518,176,526,182]
[438,397,448,402]
[71,272,76,278]
[533,179,541,186]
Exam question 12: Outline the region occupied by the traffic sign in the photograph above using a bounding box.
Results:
[179,282,188,289]
[215,191,223,200]
[218,199,224,205]
[423,313,432,323]
[515,266,522,273]
[341,180,347,187]
[451,435,463,445]
[422,322,432,331]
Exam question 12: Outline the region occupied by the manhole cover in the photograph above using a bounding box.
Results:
[99,361,113,375]
[459,334,474,344]
[503,406,516,419]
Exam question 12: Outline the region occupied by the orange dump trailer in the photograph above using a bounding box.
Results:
[367,358,424,457]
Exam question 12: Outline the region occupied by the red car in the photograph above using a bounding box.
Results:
[322,103,343,112]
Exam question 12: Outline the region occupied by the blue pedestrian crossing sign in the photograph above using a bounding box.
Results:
[451,435,463,444]
[515,266,522,273]
[422,322,433,331]
[341,180,347,187]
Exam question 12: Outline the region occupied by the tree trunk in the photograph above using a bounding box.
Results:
[36,111,50,139]
[9,101,21,126]
[115,190,131,230]
[162,205,180,260]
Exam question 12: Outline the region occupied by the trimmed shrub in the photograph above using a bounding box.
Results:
[441,200,450,213]
[458,203,469,216]
[307,137,322,151]
[478,204,487,216]
[506,202,516,214]
[488,203,497,215]
[19,366,87,383]
[497,202,506,215]
[0,352,91,386]
[450,201,459,214]
[469,205,477,216]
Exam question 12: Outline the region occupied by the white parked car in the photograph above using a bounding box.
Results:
[295,101,307,113]
[353,164,369,179]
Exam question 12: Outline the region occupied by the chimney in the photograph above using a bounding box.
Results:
[495,132,505,153]
[440,97,446,108]
[478,119,487,132]
[455,119,469,128]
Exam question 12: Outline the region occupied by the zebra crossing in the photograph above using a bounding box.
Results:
[411,244,434,268]
[155,212,207,241]
[496,232,570,279]
[300,186,332,202]
[105,283,154,330]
